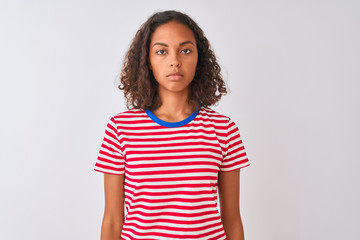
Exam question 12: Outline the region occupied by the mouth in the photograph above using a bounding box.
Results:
[167,73,184,80]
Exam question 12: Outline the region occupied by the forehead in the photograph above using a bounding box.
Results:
[150,21,196,44]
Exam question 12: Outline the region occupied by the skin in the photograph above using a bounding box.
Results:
[149,21,199,121]
[100,21,245,240]
[100,174,125,240]
[218,169,245,240]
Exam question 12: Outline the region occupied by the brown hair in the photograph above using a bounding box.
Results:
[118,10,228,111]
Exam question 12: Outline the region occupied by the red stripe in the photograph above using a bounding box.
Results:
[225,152,247,162]
[123,220,222,232]
[222,159,249,169]
[125,168,218,176]
[122,134,219,142]
[126,147,222,156]
[126,160,220,169]
[125,154,222,162]
[125,175,218,183]
[124,189,217,197]
[126,140,221,149]
[95,162,124,171]
[96,156,123,165]
[123,203,217,211]
[124,215,220,225]
[127,196,217,204]
[98,149,123,160]
[125,182,217,190]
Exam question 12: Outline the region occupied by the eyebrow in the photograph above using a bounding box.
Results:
[152,41,195,47]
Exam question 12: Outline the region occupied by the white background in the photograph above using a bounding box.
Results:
[1,0,359,239]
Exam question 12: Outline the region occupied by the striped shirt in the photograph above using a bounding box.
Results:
[94,106,250,240]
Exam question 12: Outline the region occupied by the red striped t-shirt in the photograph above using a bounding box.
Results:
[94,106,250,240]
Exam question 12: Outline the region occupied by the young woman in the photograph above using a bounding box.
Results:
[95,10,250,240]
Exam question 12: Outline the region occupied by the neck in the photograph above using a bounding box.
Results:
[151,88,199,122]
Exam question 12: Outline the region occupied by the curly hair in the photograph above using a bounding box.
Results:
[118,10,228,111]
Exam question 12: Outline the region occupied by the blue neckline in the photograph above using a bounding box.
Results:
[145,105,201,128]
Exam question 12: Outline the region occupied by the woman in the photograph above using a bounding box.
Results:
[95,10,250,240]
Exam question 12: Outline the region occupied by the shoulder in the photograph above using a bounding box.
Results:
[110,108,147,121]
[198,107,236,134]
[199,106,232,123]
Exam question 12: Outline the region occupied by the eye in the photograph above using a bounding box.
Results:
[156,49,166,55]
[181,49,192,54]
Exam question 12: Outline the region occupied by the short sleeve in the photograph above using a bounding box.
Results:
[94,116,125,175]
[220,117,250,172]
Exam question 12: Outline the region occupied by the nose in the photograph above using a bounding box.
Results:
[170,62,181,67]
[169,54,181,68]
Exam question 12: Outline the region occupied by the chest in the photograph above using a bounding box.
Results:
[121,126,223,179]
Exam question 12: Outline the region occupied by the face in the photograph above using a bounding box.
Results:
[149,21,198,96]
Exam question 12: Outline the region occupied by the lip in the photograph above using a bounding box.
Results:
[167,73,183,80]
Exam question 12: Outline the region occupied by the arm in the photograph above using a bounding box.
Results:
[100,173,125,240]
[218,169,244,240]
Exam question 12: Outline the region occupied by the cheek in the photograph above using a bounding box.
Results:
[149,53,159,69]
[149,59,160,73]
[152,64,162,77]
[149,61,164,81]
[190,56,198,73]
